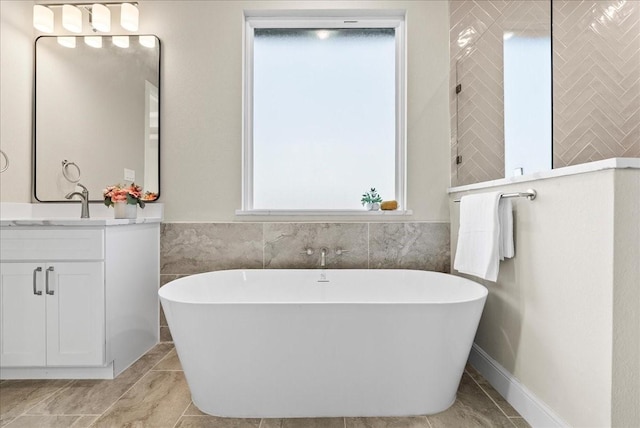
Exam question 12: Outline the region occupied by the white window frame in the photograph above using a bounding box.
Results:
[240,11,407,215]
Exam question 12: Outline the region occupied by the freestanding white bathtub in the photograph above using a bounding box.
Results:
[159,269,487,418]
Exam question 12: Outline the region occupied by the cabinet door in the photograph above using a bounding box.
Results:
[45,262,105,366]
[0,263,47,367]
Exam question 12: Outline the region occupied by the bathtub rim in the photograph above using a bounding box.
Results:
[159,269,488,306]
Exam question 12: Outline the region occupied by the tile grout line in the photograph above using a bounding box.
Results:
[94,346,174,424]
[172,398,193,428]
[151,347,177,371]
[464,368,516,423]
[425,414,434,428]
[17,379,75,420]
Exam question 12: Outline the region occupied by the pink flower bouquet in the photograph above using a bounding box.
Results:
[103,183,146,208]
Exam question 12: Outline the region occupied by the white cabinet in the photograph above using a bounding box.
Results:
[0,223,159,379]
[0,262,104,367]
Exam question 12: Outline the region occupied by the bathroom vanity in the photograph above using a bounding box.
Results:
[0,204,161,379]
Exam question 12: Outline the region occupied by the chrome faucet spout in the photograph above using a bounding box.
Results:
[320,248,327,268]
[65,184,90,218]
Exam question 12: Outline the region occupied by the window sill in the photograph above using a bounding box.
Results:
[235,209,413,217]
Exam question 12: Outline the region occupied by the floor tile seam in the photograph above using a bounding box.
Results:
[91,367,158,424]
[151,369,183,372]
[21,379,75,418]
[424,414,434,428]
[13,413,100,417]
[465,369,515,420]
[148,346,176,372]
[150,347,178,372]
[172,397,194,428]
[70,415,99,428]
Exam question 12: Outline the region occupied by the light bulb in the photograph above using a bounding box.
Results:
[120,3,139,31]
[112,36,130,48]
[85,36,103,48]
[91,3,111,32]
[57,36,77,48]
[139,35,156,48]
[62,4,82,33]
[33,5,54,33]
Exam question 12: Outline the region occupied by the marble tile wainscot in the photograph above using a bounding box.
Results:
[159,222,450,341]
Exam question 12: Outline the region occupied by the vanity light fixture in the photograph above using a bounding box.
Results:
[32,3,139,34]
[57,36,76,48]
[112,35,129,48]
[62,4,82,33]
[91,3,111,32]
[139,35,155,48]
[120,3,139,31]
[33,5,54,33]
[84,35,102,48]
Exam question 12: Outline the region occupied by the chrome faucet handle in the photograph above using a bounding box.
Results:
[303,248,315,256]
[335,248,349,256]
[65,187,90,219]
[76,183,89,193]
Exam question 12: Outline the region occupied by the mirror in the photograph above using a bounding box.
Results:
[454,1,551,186]
[34,35,160,202]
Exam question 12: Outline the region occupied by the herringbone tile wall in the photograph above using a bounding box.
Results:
[450,0,640,186]
[553,0,640,167]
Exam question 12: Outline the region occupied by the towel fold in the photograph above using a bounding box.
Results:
[454,192,514,282]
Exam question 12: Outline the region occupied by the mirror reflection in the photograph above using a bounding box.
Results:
[34,35,160,202]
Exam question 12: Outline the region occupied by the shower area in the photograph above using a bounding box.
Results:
[450,0,640,187]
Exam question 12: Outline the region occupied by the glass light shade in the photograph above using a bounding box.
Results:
[33,5,54,33]
[62,5,82,33]
[120,3,139,31]
[57,36,76,48]
[84,36,102,48]
[112,35,130,48]
[139,35,156,48]
[91,3,111,32]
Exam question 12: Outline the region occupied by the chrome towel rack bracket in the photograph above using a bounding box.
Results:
[454,188,537,203]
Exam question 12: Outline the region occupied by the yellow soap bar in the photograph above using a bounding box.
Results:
[381,200,398,210]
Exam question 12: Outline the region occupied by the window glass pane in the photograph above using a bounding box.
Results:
[253,28,396,210]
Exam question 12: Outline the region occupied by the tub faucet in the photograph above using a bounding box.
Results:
[320,248,328,268]
[65,183,90,219]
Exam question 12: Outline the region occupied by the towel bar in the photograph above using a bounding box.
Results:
[454,188,537,203]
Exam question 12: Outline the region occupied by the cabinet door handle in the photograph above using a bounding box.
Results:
[45,266,55,295]
[33,267,43,295]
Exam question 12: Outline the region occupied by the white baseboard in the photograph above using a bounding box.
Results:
[469,343,568,428]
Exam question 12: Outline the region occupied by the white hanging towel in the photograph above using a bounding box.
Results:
[454,192,514,282]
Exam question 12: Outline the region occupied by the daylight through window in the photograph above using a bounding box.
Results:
[243,16,406,211]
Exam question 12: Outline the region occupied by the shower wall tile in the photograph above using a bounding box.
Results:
[449,0,640,186]
[264,223,368,269]
[553,0,640,167]
[369,223,450,272]
[160,223,263,275]
[449,0,550,186]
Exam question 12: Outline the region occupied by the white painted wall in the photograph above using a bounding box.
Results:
[139,0,451,221]
[0,1,33,203]
[1,0,451,221]
[450,168,640,427]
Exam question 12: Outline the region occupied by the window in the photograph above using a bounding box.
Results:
[242,13,406,213]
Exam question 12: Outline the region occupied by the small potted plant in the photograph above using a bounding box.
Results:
[361,188,383,211]
[103,183,146,219]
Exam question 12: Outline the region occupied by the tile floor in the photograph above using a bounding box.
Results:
[0,344,530,427]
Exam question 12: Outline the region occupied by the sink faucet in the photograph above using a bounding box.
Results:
[65,183,90,218]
